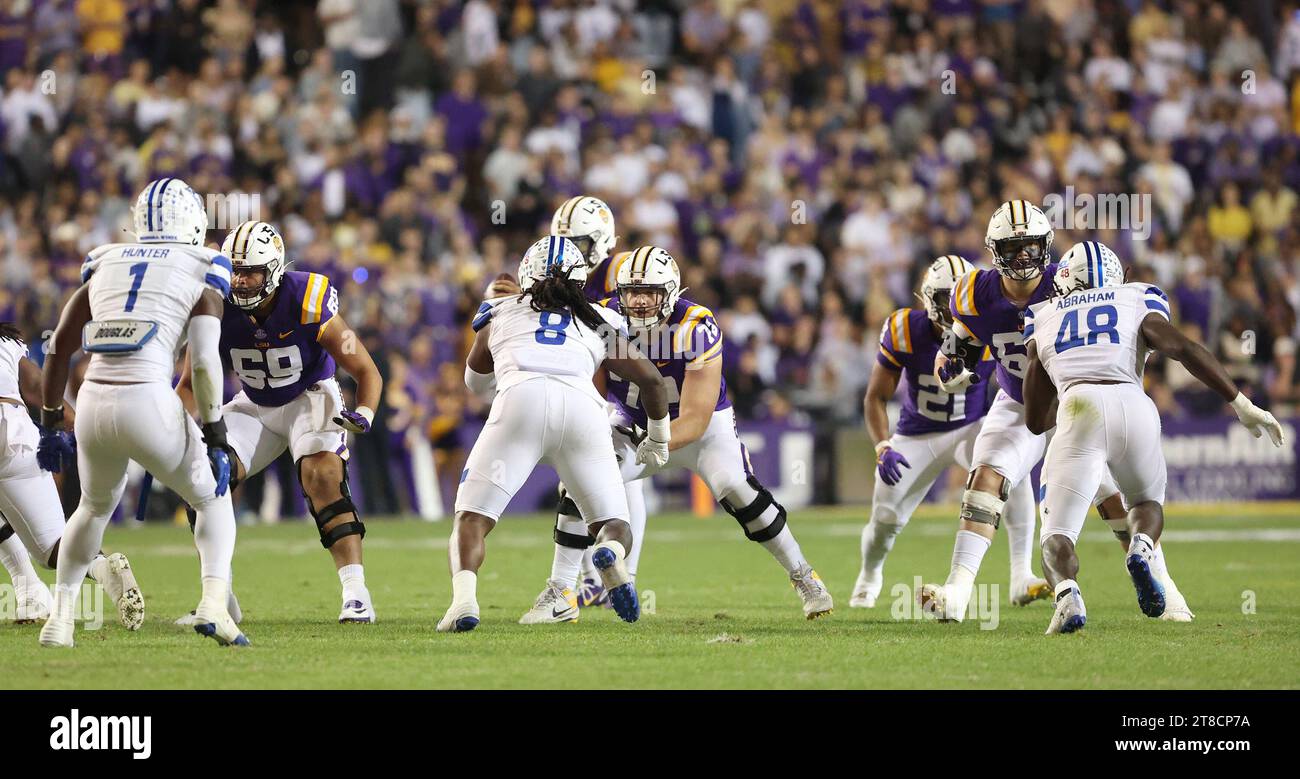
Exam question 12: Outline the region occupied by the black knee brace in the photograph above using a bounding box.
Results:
[300,458,365,549]
[720,475,787,543]
[553,489,594,549]
[0,522,13,544]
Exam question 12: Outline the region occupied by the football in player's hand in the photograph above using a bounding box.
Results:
[485,273,521,299]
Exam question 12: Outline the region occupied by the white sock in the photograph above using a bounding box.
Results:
[623,481,647,578]
[451,569,477,605]
[200,575,229,610]
[551,511,589,586]
[51,583,78,621]
[55,505,110,592]
[1002,489,1036,583]
[861,519,903,579]
[946,530,991,587]
[338,563,367,600]
[192,496,237,580]
[757,526,805,574]
[0,530,38,585]
[579,548,596,579]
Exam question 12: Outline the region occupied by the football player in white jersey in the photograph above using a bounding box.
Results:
[0,323,139,624]
[36,177,247,647]
[439,236,672,632]
[1023,241,1284,633]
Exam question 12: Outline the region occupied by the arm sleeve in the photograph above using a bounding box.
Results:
[1142,285,1171,321]
[187,314,225,424]
[464,364,497,401]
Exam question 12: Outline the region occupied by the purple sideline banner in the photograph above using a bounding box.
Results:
[1158,416,1300,502]
[456,418,817,515]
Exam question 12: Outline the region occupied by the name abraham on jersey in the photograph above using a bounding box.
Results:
[1053,289,1116,309]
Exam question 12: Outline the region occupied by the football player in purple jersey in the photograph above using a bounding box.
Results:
[917,200,1060,620]
[854,254,1040,608]
[520,246,834,623]
[177,221,384,624]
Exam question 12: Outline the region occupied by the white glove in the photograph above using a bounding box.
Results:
[1230,393,1285,446]
[935,358,976,393]
[635,415,670,467]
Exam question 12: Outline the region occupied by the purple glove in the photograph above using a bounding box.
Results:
[876,446,911,486]
[333,407,373,434]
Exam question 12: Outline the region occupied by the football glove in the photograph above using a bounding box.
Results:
[1230,393,1285,446]
[36,427,76,473]
[333,407,374,434]
[875,441,911,486]
[201,420,234,497]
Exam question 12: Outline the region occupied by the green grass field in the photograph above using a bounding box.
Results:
[3,505,1298,689]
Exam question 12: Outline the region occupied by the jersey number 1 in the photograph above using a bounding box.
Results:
[124,262,147,312]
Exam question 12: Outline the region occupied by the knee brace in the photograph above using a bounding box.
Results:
[720,475,787,543]
[0,522,13,544]
[299,458,364,549]
[959,473,1009,528]
[553,489,594,549]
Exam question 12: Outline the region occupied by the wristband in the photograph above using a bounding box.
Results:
[646,415,670,443]
[874,439,893,456]
[41,405,64,428]
[355,406,375,425]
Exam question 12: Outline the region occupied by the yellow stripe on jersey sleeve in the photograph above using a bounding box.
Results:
[688,338,723,368]
[955,272,979,317]
[900,309,913,352]
[674,305,706,353]
[301,273,327,324]
[879,346,903,368]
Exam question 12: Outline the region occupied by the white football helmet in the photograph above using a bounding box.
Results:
[222,221,287,310]
[551,195,617,269]
[518,235,588,291]
[984,199,1055,281]
[133,177,207,245]
[1053,240,1124,298]
[916,254,975,325]
[616,246,681,328]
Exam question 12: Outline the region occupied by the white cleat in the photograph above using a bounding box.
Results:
[13,577,52,623]
[848,571,880,608]
[1010,576,1053,606]
[437,600,480,633]
[917,582,968,622]
[1045,587,1087,634]
[519,579,579,625]
[339,590,376,624]
[192,599,250,647]
[791,563,833,619]
[38,589,76,648]
[1160,583,1195,622]
[91,553,144,630]
[177,587,243,627]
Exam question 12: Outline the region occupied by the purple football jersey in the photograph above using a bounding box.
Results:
[604,296,730,427]
[949,265,1058,403]
[220,271,339,407]
[877,308,995,436]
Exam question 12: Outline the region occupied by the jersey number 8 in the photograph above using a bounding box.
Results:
[1055,304,1119,353]
[535,310,571,345]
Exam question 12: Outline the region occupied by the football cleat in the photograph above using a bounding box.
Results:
[1010,576,1053,606]
[591,542,639,623]
[339,592,375,624]
[519,579,580,625]
[1045,588,1087,635]
[13,577,52,623]
[1159,582,1194,622]
[91,552,144,630]
[436,600,480,633]
[849,571,880,609]
[193,599,250,647]
[38,589,76,648]
[1126,549,1166,618]
[917,582,968,622]
[791,564,833,619]
[576,576,609,608]
[176,587,242,626]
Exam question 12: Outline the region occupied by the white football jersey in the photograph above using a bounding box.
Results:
[0,336,25,398]
[476,296,624,406]
[1026,282,1170,388]
[80,242,232,384]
